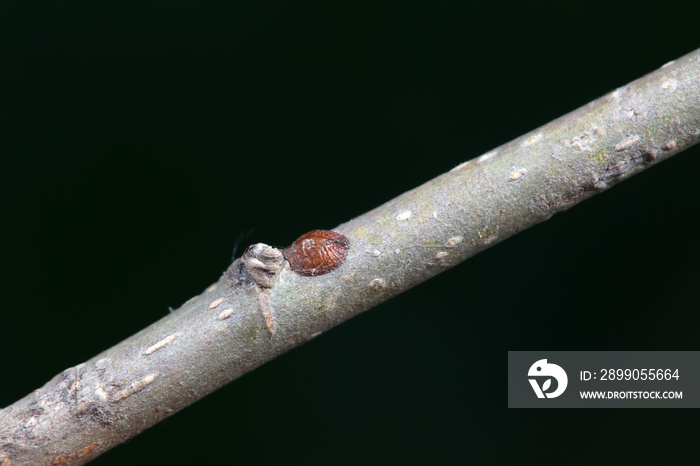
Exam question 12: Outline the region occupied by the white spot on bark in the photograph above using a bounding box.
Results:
[450,161,470,172]
[395,249,401,254]
[445,236,463,248]
[614,135,640,152]
[396,210,412,221]
[113,373,157,402]
[435,251,448,260]
[218,308,235,320]
[95,386,108,401]
[369,278,386,291]
[372,250,381,257]
[208,297,224,309]
[661,60,675,68]
[206,284,217,293]
[24,416,38,428]
[663,140,676,151]
[660,79,676,90]
[525,134,542,145]
[255,288,276,335]
[476,151,496,164]
[143,333,179,356]
[507,168,527,182]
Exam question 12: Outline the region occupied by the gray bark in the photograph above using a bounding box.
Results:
[2,48,699,465]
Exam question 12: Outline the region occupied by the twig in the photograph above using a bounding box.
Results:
[1,48,699,466]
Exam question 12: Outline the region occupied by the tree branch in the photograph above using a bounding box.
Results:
[2,48,699,465]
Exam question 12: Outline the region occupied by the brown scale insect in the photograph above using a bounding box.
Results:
[282,230,349,276]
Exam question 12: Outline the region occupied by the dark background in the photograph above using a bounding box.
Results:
[2,1,699,464]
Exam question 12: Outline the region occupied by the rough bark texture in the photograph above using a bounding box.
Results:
[2,49,699,465]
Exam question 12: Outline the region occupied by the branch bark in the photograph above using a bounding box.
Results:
[2,48,699,465]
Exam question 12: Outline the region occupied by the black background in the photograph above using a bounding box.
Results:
[2,1,700,464]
